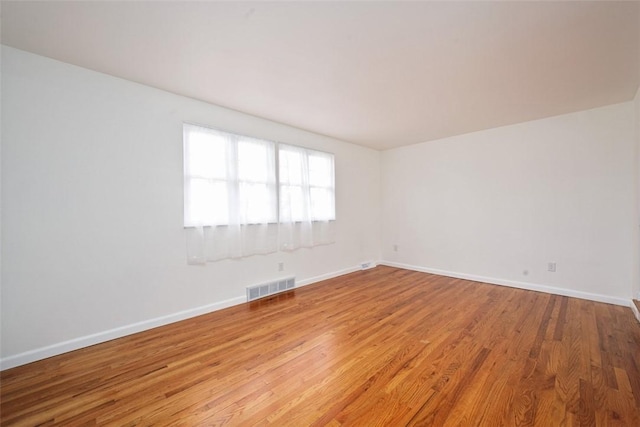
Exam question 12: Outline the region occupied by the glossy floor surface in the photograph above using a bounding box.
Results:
[2,266,639,426]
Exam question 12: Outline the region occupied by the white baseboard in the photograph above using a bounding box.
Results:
[631,300,640,324]
[379,261,631,307]
[8,260,628,371]
[0,263,367,371]
[297,264,369,287]
[0,295,246,371]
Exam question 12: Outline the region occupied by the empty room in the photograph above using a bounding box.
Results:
[1,1,640,425]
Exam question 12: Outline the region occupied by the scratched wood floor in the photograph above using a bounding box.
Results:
[2,266,639,426]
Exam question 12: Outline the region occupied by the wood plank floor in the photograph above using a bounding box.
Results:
[2,266,639,426]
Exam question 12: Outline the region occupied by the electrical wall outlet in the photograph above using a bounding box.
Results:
[393,245,398,252]
[548,262,556,272]
[278,262,284,272]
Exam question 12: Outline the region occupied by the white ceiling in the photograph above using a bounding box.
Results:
[2,1,639,150]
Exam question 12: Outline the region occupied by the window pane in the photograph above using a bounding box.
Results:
[187,178,228,225]
[279,148,303,185]
[279,144,335,223]
[187,130,227,179]
[310,187,335,221]
[309,154,332,187]
[240,182,277,224]
[184,124,277,227]
[238,139,269,183]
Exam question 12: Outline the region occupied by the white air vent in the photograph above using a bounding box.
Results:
[247,276,295,302]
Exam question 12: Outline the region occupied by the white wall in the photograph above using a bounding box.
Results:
[0,47,381,367]
[381,102,636,303]
[2,44,638,369]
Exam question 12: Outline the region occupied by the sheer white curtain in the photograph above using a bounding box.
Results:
[184,124,278,263]
[278,144,335,251]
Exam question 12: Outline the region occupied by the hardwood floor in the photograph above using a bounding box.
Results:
[1,266,639,426]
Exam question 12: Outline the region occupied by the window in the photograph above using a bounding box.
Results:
[279,144,335,222]
[183,123,335,262]
[183,124,277,227]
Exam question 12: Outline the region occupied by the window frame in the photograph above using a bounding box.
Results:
[278,143,336,223]
[183,123,336,228]
[183,123,278,228]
